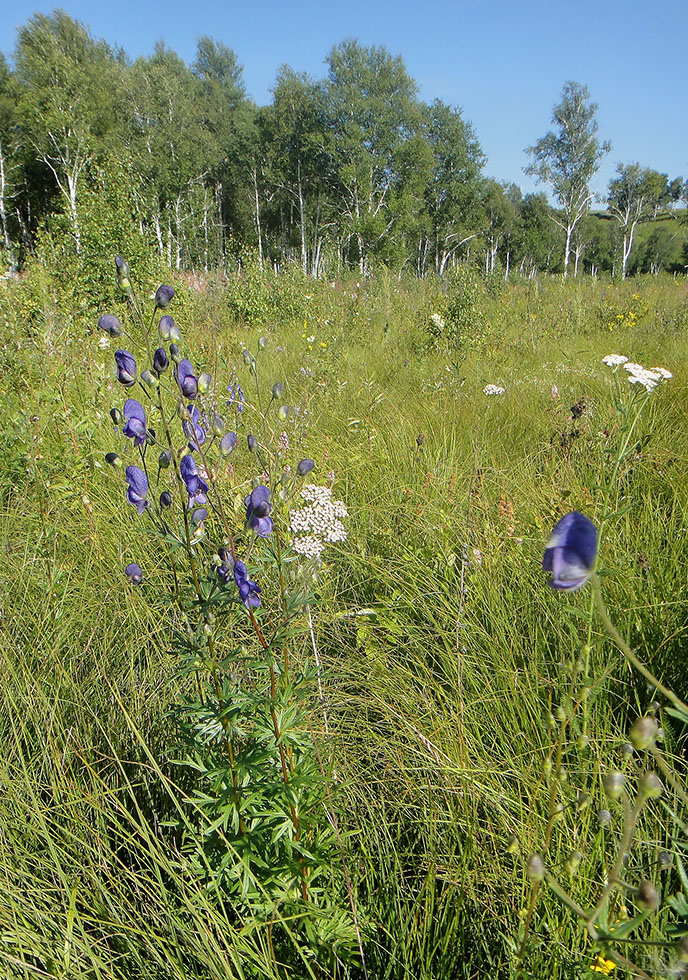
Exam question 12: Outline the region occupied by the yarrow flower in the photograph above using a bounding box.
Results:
[543,512,597,591]
[245,485,273,537]
[483,384,506,396]
[289,485,348,558]
[430,312,446,330]
[125,465,149,514]
[122,398,147,446]
[603,355,672,392]
[175,358,198,399]
[115,350,137,386]
[180,454,209,507]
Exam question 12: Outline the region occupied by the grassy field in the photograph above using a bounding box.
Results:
[1,260,687,979]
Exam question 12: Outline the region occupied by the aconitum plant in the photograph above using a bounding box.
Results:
[98,259,356,973]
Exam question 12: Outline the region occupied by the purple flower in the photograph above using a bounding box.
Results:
[180,454,209,507]
[543,512,598,591]
[297,458,315,476]
[245,485,273,537]
[182,404,206,451]
[126,465,149,515]
[192,508,208,525]
[158,315,175,341]
[220,432,238,456]
[159,490,172,508]
[115,350,137,386]
[233,559,261,608]
[175,359,198,399]
[226,380,245,413]
[155,284,175,309]
[125,562,143,585]
[153,347,169,374]
[122,398,147,446]
[98,314,122,337]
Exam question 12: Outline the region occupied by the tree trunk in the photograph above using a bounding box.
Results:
[253,168,263,271]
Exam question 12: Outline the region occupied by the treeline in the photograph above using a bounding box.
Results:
[0,10,686,278]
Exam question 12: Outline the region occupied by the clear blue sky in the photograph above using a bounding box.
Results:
[3,0,686,201]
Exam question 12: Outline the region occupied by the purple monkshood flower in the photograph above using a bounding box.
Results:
[126,465,149,515]
[115,350,137,386]
[155,284,175,308]
[98,314,122,337]
[175,358,198,399]
[180,454,209,507]
[192,508,208,525]
[220,432,238,456]
[543,512,598,592]
[122,398,147,446]
[245,485,273,537]
[182,404,206,451]
[233,560,261,609]
[297,458,315,476]
[125,562,143,585]
[153,347,169,374]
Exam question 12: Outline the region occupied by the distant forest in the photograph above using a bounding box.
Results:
[0,10,686,278]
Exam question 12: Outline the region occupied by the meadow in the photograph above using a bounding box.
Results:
[1,258,687,979]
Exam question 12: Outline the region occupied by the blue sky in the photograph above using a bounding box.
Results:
[3,0,686,200]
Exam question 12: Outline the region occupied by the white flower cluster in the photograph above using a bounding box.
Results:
[602,354,673,392]
[483,384,506,396]
[430,312,446,330]
[289,485,348,558]
[98,335,111,350]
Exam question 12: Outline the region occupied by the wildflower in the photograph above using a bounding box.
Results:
[158,315,174,341]
[542,512,597,591]
[192,508,208,526]
[114,350,137,386]
[636,880,660,911]
[245,485,273,537]
[211,415,225,436]
[140,369,158,388]
[98,335,110,350]
[155,284,174,309]
[590,953,616,974]
[182,404,206,451]
[115,256,131,289]
[233,559,261,608]
[483,384,506,396]
[226,378,245,413]
[297,458,315,476]
[650,366,672,379]
[159,490,172,508]
[551,384,559,398]
[430,312,446,330]
[180,454,208,507]
[125,465,149,514]
[158,449,171,468]
[220,432,238,456]
[247,434,258,453]
[198,372,212,394]
[289,485,347,557]
[98,314,121,337]
[169,343,181,364]
[278,431,290,452]
[124,562,143,585]
[272,382,285,399]
[122,398,147,446]
[602,354,628,368]
[175,359,198,399]
[153,347,169,374]
[105,452,121,467]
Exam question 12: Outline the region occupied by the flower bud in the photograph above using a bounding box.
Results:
[105,452,121,467]
[278,404,290,420]
[554,705,567,722]
[638,772,663,800]
[198,372,212,394]
[621,742,634,757]
[258,336,267,349]
[636,879,660,911]
[141,369,158,388]
[242,349,252,365]
[158,315,174,341]
[564,850,583,876]
[271,382,285,399]
[220,432,237,456]
[505,834,519,854]
[159,490,172,508]
[169,343,181,364]
[98,314,122,337]
[153,347,169,374]
[145,427,156,445]
[169,323,182,343]
[158,449,172,468]
[629,716,659,751]
[192,508,208,525]
[155,284,175,309]
[603,772,626,800]
[115,256,131,289]
[211,415,225,437]
[658,851,673,871]
[110,407,122,425]
[297,458,315,476]
[247,434,258,453]
[526,854,545,881]
[125,562,142,585]
[597,809,612,827]
[576,735,590,750]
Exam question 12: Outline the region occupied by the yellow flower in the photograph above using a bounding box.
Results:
[590,953,616,975]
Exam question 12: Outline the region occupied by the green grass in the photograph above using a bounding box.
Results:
[1,264,687,978]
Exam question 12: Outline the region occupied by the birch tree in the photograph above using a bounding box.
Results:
[525,82,609,277]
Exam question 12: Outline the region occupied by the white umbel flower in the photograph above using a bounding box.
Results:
[483,384,506,396]
[289,485,348,557]
[602,354,628,367]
